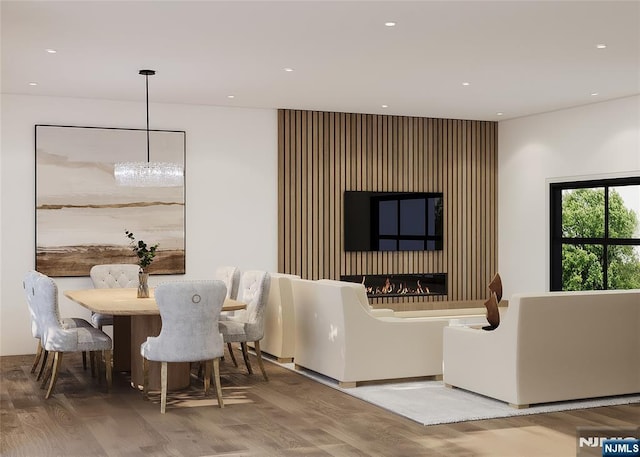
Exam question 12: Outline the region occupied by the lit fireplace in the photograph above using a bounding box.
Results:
[340,273,447,298]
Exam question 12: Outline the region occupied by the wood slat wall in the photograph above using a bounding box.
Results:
[278,109,498,309]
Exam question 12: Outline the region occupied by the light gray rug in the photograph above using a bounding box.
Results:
[272,360,640,426]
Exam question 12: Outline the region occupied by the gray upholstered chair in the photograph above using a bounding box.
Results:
[25,271,113,399]
[140,280,227,414]
[214,266,241,366]
[219,270,271,381]
[190,266,239,378]
[89,264,140,329]
[214,266,240,300]
[23,271,93,378]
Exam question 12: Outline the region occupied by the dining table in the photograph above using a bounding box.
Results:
[64,288,246,391]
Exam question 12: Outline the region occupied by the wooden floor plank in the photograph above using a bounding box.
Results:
[1,354,638,457]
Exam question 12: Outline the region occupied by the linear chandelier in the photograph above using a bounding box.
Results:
[114,69,183,187]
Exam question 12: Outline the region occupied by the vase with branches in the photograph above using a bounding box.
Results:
[125,230,159,298]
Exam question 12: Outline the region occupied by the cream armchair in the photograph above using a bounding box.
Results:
[443,289,640,408]
[291,279,449,387]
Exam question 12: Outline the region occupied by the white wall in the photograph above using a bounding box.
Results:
[0,94,278,356]
[498,95,640,297]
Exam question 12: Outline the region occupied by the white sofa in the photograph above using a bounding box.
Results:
[443,289,640,407]
[317,279,396,317]
[291,278,456,387]
[318,279,494,322]
[250,273,299,362]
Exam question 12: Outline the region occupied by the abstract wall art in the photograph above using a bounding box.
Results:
[35,125,186,276]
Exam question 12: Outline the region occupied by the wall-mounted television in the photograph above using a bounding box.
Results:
[344,191,443,252]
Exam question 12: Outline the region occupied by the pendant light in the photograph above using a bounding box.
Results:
[114,69,183,187]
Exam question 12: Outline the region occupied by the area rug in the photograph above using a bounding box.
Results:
[269,359,640,426]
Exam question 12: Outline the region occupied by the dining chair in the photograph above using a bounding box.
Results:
[219,270,271,381]
[213,266,241,365]
[23,271,93,379]
[214,266,240,300]
[25,271,113,399]
[140,280,227,413]
[89,264,140,329]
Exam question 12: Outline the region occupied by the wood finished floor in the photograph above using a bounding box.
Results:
[1,352,638,457]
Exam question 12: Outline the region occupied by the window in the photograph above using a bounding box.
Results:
[550,177,640,291]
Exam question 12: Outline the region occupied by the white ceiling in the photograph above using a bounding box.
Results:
[2,1,639,121]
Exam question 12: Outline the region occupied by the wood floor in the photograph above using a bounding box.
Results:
[1,352,638,457]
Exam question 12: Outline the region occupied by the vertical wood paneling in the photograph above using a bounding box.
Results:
[277,110,285,273]
[278,110,498,306]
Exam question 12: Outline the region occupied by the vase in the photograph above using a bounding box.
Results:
[137,271,149,298]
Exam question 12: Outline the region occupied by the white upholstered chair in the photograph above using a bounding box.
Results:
[190,266,239,379]
[214,266,240,300]
[89,264,140,329]
[23,271,93,378]
[219,271,271,381]
[215,265,241,322]
[25,271,112,399]
[140,280,227,413]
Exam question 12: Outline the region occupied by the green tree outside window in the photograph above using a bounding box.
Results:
[561,187,640,291]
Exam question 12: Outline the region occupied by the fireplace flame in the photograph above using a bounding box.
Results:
[345,274,445,298]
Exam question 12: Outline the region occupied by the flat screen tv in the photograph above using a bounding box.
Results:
[344,191,443,252]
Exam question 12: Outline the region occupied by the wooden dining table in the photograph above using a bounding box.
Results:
[64,288,245,391]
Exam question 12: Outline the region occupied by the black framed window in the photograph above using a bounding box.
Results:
[550,177,640,291]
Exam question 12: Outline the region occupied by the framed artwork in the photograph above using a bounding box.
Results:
[35,125,186,277]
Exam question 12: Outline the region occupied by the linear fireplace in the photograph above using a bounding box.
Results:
[340,273,447,299]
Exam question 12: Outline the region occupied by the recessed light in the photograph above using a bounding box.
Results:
[283,67,294,72]
[496,112,504,116]
[28,82,38,86]
[596,44,607,49]
[45,48,57,54]
[591,92,599,96]
[227,95,235,99]
[462,82,470,86]
[384,21,396,27]
[381,104,389,108]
